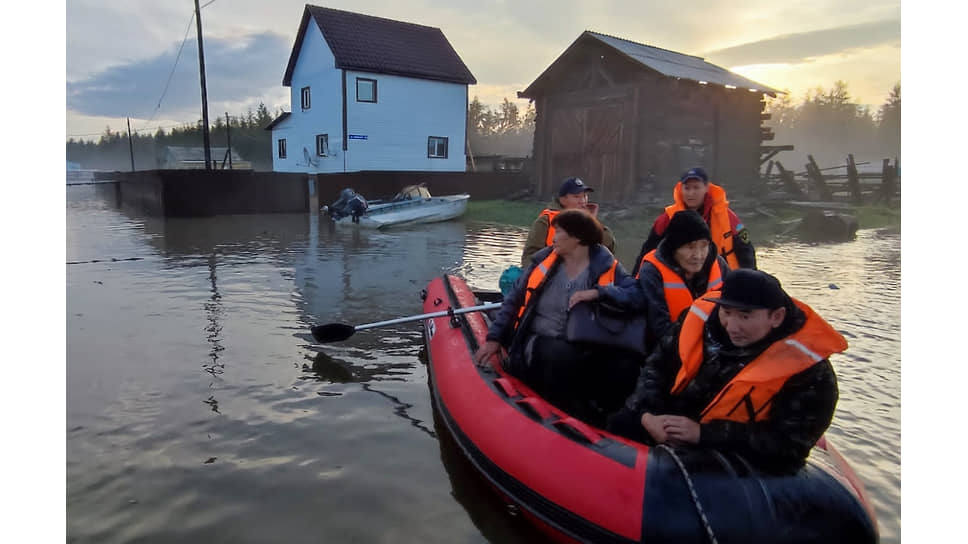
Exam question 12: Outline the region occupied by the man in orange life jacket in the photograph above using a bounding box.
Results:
[631,167,756,275]
[521,177,617,267]
[607,269,844,472]
[636,210,729,353]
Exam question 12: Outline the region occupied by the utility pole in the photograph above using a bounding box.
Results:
[126,117,136,171]
[194,0,212,169]
[225,112,233,170]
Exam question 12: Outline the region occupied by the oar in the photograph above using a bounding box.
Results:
[311,302,503,343]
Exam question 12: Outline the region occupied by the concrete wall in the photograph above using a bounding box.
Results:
[314,171,530,205]
[115,170,310,217]
[112,169,530,217]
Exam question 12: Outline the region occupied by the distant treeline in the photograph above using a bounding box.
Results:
[66,103,281,171]
[66,82,900,173]
[765,81,900,168]
[467,96,536,159]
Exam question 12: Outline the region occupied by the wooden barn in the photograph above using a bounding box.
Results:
[519,31,782,201]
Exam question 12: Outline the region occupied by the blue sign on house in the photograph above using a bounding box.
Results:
[348,134,368,140]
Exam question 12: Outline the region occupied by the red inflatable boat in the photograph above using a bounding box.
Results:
[422,274,878,544]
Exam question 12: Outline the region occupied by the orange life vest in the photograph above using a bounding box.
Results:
[514,249,617,330]
[539,209,560,246]
[637,250,725,322]
[665,182,739,269]
[671,297,847,423]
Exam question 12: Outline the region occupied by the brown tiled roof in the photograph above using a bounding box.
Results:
[283,5,476,86]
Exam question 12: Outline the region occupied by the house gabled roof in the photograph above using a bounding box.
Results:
[282,5,476,87]
[520,31,781,98]
[264,111,291,131]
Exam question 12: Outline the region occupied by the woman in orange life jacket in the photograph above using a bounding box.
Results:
[631,167,756,274]
[606,269,843,473]
[475,209,642,425]
[636,210,729,354]
[520,177,617,268]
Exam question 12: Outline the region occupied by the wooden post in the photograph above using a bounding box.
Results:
[806,155,833,200]
[774,161,805,198]
[194,0,212,169]
[225,112,233,170]
[846,153,862,205]
[126,117,135,171]
[880,158,897,206]
[465,137,476,172]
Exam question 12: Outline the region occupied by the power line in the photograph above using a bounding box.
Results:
[139,1,218,131]
[140,10,197,132]
[70,0,230,140]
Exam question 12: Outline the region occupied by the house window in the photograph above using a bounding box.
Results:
[356,78,377,102]
[301,87,311,110]
[428,136,448,158]
[316,134,329,157]
[278,139,287,159]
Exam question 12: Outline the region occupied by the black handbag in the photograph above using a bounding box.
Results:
[565,301,647,356]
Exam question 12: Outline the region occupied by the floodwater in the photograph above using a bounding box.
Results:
[66,185,900,543]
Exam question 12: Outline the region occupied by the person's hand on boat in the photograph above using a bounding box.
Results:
[568,288,599,309]
[473,340,502,367]
[640,412,669,443]
[662,415,701,445]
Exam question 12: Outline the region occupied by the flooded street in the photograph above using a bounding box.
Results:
[67,185,900,543]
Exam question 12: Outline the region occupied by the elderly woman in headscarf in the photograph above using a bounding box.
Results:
[634,209,729,352]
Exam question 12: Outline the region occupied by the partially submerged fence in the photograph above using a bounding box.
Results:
[762,155,900,206]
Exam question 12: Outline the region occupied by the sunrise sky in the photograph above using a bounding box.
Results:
[65,0,900,140]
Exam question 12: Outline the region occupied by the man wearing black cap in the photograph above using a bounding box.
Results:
[607,269,845,472]
[520,177,616,267]
[631,167,756,275]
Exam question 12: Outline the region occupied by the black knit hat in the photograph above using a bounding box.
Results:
[663,210,712,254]
[703,269,789,310]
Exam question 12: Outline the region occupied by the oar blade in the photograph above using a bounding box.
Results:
[311,323,356,343]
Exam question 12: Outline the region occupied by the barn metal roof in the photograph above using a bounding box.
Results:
[586,31,781,95]
[520,31,782,98]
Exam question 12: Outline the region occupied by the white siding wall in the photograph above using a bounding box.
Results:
[344,71,467,172]
[272,21,468,173]
[272,20,343,173]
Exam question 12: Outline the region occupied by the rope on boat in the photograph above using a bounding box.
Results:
[657,444,719,544]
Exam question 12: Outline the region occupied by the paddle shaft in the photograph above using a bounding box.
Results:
[354,302,502,331]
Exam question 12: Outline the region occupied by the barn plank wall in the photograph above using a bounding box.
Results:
[527,40,768,202]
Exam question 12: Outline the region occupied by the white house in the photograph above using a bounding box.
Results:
[267,5,476,173]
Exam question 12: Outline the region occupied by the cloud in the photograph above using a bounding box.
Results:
[702,18,900,66]
[67,32,291,120]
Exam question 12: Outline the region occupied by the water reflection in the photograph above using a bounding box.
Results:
[67,186,900,544]
[431,397,553,544]
[301,351,436,437]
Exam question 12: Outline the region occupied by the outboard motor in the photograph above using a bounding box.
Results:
[327,188,368,223]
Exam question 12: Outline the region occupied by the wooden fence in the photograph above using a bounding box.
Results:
[761,155,900,206]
